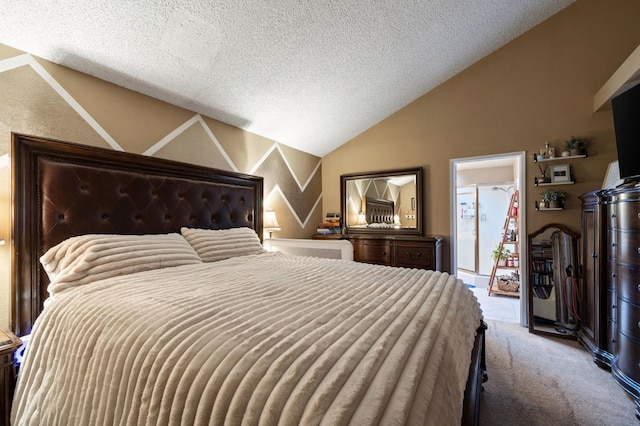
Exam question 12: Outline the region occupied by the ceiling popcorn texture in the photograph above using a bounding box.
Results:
[0,0,574,156]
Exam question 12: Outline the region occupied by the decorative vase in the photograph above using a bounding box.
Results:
[549,200,562,209]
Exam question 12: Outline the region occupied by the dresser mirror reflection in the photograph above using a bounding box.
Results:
[340,167,423,236]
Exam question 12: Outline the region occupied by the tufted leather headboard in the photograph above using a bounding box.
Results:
[12,133,263,335]
[365,197,395,224]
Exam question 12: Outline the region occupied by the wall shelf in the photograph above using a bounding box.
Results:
[534,154,586,163]
[535,181,574,187]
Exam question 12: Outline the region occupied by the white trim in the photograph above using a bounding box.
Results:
[450,151,527,327]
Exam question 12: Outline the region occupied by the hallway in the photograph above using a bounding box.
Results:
[471,287,519,323]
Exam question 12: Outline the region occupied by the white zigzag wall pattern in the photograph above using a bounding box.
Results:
[0,54,322,229]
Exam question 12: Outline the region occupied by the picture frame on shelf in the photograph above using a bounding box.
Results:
[550,164,571,183]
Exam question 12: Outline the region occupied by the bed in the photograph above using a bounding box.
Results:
[10,133,486,425]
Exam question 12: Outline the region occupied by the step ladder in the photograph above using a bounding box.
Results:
[488,190,520,297]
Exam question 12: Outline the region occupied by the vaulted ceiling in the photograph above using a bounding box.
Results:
[0,1,574,156]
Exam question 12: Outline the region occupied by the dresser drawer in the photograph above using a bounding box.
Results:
[608,288,617,323]
[608,230,617,262]
[607,319,618,355]
[615,333,640,384]
[352,240,391,265]
[618,300,640,341]
[608,203,618,230]
[394,243,434,269]
[617,231,640,266]
[607,260,617,290]
[617,264,640,305]
[616,200,640,230]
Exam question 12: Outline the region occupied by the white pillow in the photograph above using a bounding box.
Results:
[41,233,202,294]
[180,227,265,262]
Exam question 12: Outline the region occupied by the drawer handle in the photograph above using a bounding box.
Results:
[638,284,640,292]
[612,214,617,218]
[637,321,640,329]
[406,252,422,259]
[638,247,640,254]
[611,273,617,278]
[611,243,617,247]
[612,304,616,309]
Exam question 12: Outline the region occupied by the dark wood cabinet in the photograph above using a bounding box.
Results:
[580,187,640,418]
[578,190,611,366]
[313,234,443,271]
[0,328,21,426]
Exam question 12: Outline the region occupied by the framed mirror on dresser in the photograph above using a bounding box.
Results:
[328,167,443,271]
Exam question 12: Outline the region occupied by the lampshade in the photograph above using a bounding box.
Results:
[357,212,367,226]
[264,210,280,238]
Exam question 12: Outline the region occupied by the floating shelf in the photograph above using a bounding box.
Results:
[534,154,586,163]
[535,181,575,186]
[536,207,563,211]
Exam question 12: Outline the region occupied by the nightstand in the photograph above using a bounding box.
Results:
[0,328,21,425]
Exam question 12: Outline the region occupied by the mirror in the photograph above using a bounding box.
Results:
[528,223,581,338]
[341,167,423,235]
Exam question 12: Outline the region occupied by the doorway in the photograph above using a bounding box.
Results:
[450,152,527,326]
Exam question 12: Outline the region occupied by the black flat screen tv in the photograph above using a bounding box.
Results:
[611,82,640,182]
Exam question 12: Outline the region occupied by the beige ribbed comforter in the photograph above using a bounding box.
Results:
[12,252,482,426]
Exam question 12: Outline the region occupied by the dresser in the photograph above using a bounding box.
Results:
[580,187,640,418]
[313,234,443,271]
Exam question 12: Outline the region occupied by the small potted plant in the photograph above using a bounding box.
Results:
[541,189,566,209]
[564,135,588,156]
[491,245,511,266]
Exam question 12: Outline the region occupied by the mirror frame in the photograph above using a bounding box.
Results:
[340,167,423,236]
[527,222,581,339]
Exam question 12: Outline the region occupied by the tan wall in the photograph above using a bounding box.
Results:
[0,46,322,328]
[321,0,640,272]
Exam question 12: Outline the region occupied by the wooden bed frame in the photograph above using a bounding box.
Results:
[10,133,486,425]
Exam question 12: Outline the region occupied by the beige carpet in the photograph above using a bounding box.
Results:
[480,320,638,425]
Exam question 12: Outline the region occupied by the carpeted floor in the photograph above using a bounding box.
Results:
[480,320,638,425]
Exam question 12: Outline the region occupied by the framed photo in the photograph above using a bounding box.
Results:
[550,164,571,183]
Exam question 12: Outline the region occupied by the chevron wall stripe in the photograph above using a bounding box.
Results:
[0,54,123,151]
[0,52,323,232]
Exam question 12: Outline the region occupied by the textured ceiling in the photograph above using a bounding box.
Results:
[0,0,574,157]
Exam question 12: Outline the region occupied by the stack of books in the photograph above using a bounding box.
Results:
[317,213,341,234]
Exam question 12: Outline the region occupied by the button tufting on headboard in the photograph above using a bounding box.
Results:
[12,133,264,336]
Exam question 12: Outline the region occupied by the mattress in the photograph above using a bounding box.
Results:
[12,251,482,425]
